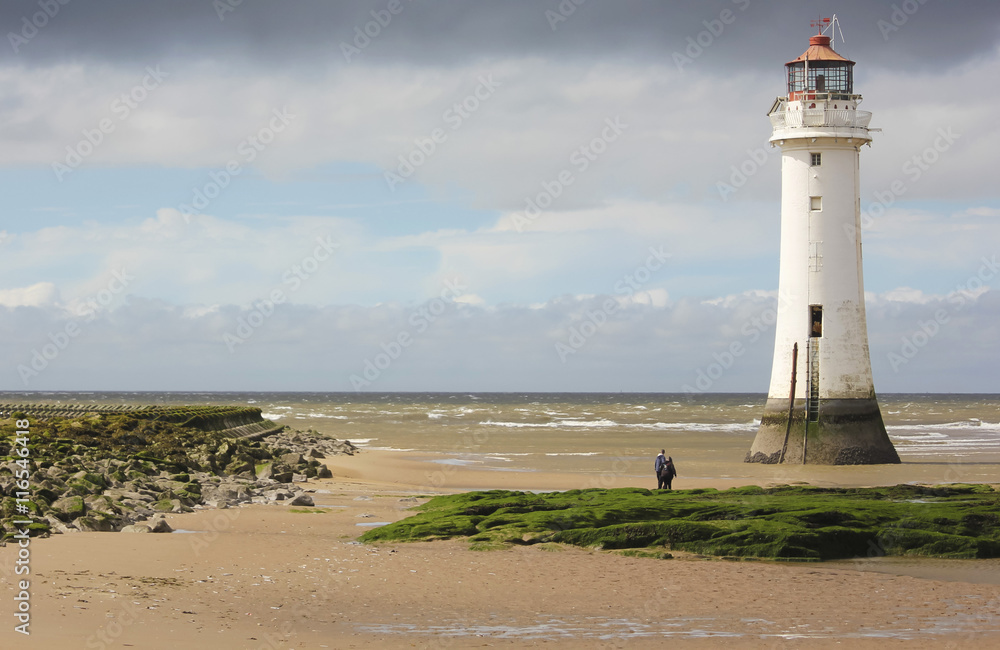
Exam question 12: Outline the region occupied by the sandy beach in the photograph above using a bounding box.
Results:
[3,449,1000,649]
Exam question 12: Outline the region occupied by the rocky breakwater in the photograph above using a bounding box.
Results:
[0,408,356,539]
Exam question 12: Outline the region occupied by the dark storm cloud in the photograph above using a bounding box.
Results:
[3,0,998,72]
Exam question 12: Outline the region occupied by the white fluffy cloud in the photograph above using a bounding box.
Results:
[2,286,995,392]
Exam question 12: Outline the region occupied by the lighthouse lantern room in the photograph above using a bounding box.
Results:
[746,19,900,465]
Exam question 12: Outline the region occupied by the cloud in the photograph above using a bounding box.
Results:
[0,282,60,308]
[2,2,998,392]
[3,1,997,72]
[2,286,995,393]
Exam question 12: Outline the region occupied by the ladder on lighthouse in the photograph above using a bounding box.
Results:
[807,341,820,422]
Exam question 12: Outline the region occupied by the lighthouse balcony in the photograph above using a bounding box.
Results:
[769,107,872,142]
[770,108,871,130]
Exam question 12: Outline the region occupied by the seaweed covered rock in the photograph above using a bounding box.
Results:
[0,408,357,540]
[361,484,1000,561]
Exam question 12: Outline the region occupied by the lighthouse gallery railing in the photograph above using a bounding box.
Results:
[769,109,872,130]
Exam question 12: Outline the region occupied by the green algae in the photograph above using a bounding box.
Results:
[359,484,1000,561]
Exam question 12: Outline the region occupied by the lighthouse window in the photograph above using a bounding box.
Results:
[810,196,822,211]
[811,153,822,166]
[810,305,823,338]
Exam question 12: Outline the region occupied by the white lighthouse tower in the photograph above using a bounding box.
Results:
[746,21,900,464]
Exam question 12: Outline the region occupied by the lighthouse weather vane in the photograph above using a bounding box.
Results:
[745,21,900,465]
[812,15,845,50]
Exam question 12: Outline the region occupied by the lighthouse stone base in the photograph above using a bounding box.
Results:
[745,397,901,465]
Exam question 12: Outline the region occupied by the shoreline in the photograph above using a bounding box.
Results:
[324,447,1000,493]
[4,448,1000,648]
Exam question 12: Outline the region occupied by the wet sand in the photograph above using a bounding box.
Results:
[3,450,1000,649]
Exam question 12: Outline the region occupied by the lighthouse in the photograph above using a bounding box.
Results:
[746,22,900,465]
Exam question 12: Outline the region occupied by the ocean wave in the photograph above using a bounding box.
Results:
[628,421,759,433]
[480,419,619,429]
[478,419,759,433]
[887,420,1000,432]
[545,452,601,456]
[889,432,949,441]
[261,412,284,420]
[301,412,348,419]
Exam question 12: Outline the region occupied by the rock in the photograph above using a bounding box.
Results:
[317,466,333,479]
[44,514,77,534]
[306,448,326,459]
[292,474,307,483]
[288,494,314,507]
[280,452,304,467]
[72,515,117,532]
[51,496,86,522]
[84,495,119,514]
[256,463,274,481]
[272,471,294,484]
[120,524,152,533]
[148,517,173,533]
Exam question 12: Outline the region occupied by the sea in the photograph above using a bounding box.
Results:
[7,391,1000,584]
[5,391,998,488]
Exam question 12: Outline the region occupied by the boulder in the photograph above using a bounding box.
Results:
[288,494,314,507]
[280,452,304,467]
[272,471,294,484]
[72,515,117,532]
[255,463,275,481]
[148,516,173,533]
[44,514,77,534]
[71,470,107,489]
[51,496,86,522]
[120,524,152,533]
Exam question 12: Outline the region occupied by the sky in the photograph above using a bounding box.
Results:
[0,0,998,393]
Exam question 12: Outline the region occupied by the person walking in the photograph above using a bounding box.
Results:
[654,449,667,489]
[662,456,677,490]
